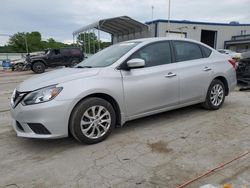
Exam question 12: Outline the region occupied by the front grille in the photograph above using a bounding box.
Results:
[16,121,24,131]
[27,123,51,135]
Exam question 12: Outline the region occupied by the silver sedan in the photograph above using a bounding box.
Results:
[10,38,237,144]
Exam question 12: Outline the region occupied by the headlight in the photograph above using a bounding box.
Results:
[22,85,63,105]
[10,88,16,107]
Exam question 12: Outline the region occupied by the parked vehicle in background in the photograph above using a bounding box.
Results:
[1,59,11,70]
[237,51,250,85]
[11,58,30,71]
[27,47,84,73]
[217,49,241,59]
[10,38,237,144]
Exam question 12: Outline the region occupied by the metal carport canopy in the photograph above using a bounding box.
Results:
[72,16,149,36]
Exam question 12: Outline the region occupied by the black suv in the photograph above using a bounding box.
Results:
[27,47,84,73]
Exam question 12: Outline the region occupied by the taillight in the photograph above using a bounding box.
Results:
[228,59,237,69]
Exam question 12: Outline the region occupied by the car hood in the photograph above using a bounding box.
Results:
[17,68,101,92]
[28,54,46,60]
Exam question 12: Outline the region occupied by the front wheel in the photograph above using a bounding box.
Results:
[69,98,116,144]
[32,62,45,74]
[202,79,226,110]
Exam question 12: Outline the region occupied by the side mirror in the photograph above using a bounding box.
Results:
[127,58,145,69]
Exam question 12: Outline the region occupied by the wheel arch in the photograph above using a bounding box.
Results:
[213,76,229,96]
[68,93,122,135]
[31,59,47,67]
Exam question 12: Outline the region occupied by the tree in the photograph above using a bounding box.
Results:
[5,31,70,53]
[26,31,42,52]
[8,32,29,53]
[0,45,13,53]
[43,38,69,49]
[1,31,112,54]
[8,31,43,53]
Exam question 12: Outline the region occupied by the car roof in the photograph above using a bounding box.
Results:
[125,37,199,43]
[122,37,214,50]
[46,47,81,50]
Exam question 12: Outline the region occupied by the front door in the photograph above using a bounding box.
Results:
[47,49,63,66]
[121,41,179,118]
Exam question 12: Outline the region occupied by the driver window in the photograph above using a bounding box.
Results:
[129,42,172,67]
[54,49,60,55]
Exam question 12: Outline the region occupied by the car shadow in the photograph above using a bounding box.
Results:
[113,104,206,134]
[9,103,227,151]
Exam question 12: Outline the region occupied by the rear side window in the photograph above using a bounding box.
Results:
[129,42,172,67]
[174,41,203,62]
[70,49,81,55]
[201,45,212,57]
[60,48,81,56]
[60,49,69,55]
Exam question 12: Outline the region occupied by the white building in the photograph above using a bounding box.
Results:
[146,19,250,51]
[73,16,250,53]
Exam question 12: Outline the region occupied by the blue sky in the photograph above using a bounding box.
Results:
[0,0,250,45]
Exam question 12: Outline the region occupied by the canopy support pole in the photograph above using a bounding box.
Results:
[83,32,86,55]
[92,29,95,54]
[88,30,91,55]
[98,25,101,51]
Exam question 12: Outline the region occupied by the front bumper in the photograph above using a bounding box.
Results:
[10,99,72,139]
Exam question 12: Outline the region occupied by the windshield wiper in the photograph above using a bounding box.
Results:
[75,65,92,68]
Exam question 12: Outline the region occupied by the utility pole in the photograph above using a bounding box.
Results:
[23,34,29,54]
[167,0,171,36]
[98,25,101,51]
[151,5,154,20]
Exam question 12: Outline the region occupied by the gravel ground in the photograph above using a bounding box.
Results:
[0,70,249,188]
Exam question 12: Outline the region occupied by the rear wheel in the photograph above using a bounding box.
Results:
[32,62,45,74]
[70,58,79,67]
[69,97,116,144]
[202,79,225,110]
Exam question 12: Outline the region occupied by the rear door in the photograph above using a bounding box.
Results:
[121,41,179,118]
[60,49,70,66]
[172,41,213,104]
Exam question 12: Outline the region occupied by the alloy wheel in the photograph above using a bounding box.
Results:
[80,105,111,139]
[210,84,224,106]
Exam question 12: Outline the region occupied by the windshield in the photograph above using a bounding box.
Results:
[45,49,50,55]
[76,42,139,68]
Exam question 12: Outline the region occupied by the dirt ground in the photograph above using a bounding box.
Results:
[0,70,249,188]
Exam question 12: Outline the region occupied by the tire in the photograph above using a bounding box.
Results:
[13,63,24,71]
[202,79,226,110]
[32,62,45,74]
[69,58,79,67]
[69,97,116,144]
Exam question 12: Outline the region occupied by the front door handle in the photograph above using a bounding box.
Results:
[203,67,212,71]
[165,72,177,78]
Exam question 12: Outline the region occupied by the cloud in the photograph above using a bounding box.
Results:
[0,0,250,45]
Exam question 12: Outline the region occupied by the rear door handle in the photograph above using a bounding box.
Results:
[165,72,177,78]
[203,67,212,71]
